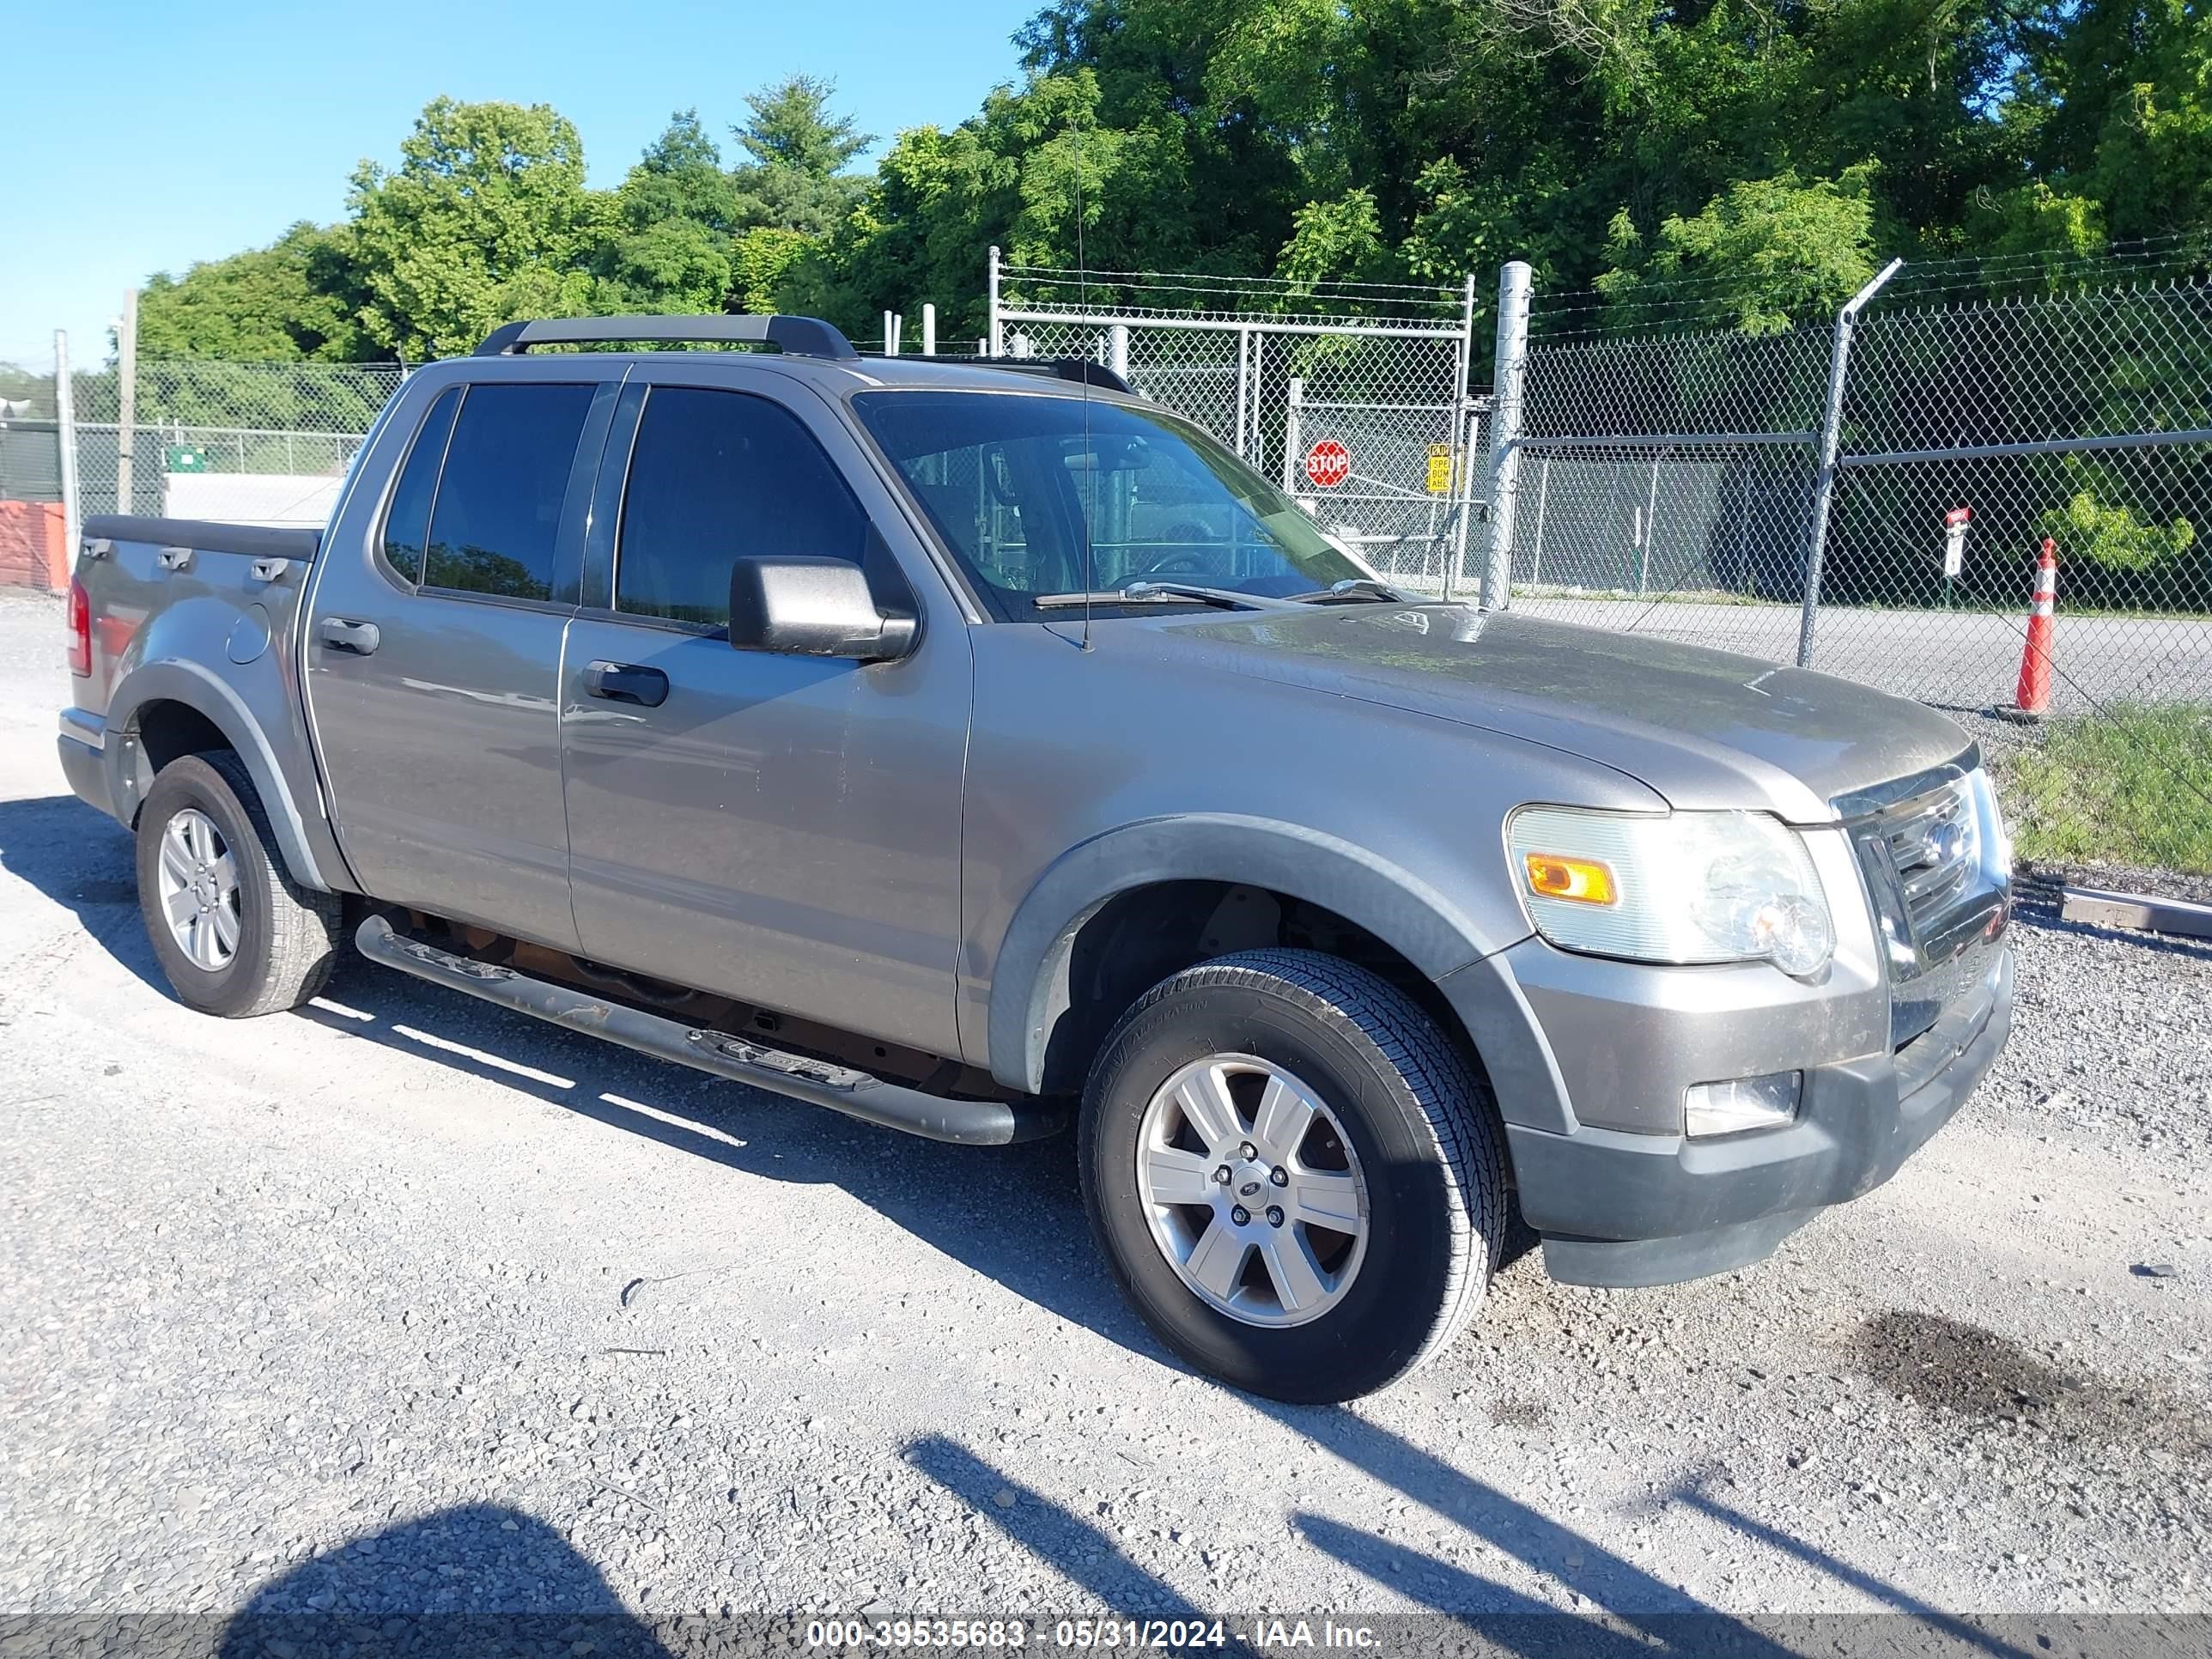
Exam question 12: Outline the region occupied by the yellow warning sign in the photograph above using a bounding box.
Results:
[1425,444,1454,495]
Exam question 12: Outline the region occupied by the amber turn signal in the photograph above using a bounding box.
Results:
[1523,852,1618,906]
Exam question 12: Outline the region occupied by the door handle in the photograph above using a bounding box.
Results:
[318,617,381,654]
[584,660,669,708]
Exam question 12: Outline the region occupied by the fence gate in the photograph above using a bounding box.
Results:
[988,254,1486,592]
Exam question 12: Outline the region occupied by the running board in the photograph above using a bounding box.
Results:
[354,915,1061,1146]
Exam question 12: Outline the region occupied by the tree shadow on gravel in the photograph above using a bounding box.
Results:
[902,1436,1243,1640]
[1253,1401,1800,1655]
[906,1431,1808,1659]
[214,1502,673,1659]
[1663,1471,2038,1659]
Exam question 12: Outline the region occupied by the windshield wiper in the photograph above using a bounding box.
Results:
[1287,577,1412,605]
[1031,581,1286,611]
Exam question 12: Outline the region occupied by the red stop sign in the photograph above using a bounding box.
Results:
[1304,439,1352,489]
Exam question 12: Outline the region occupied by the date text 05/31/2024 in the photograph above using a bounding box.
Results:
[803,1618,1383,1650]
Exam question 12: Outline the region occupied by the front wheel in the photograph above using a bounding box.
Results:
[1079,949,1506,1402]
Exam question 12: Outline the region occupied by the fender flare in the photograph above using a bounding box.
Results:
[105,659,343,893]
[985,813,1516,1096]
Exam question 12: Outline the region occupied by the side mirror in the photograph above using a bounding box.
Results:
[726,555,917,661]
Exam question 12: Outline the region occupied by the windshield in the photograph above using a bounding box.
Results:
[852,390,1369,618]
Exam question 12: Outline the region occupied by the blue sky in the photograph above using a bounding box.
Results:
[2,0,1033,369]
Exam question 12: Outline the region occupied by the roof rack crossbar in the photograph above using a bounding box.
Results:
[474,314,858,361]
[964,356,1133,394]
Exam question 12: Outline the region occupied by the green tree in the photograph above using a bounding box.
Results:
[1276,189,1389,295]
[592,111,743,314]
[349,97,606,360]
[137,222,373,361]
[732,76,875,237]
[732,227,815,313]
[1596,167,1881,334]
[781,70,1197,337]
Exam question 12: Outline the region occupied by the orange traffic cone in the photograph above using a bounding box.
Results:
[2008,537,2057,720]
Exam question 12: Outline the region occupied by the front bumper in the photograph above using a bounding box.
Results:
[1499,943,2011,1286]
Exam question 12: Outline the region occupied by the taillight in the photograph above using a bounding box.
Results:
[66,576,90,677]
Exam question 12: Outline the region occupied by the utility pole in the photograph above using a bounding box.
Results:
[1796,258,1902,667]
[1480,261,1532,610]
[987,246,1003,357]
[115,289,139,516]
[55,331,81,566]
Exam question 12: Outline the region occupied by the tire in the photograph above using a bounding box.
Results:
[1079,948,1506,1403]
[135,751,342,1018]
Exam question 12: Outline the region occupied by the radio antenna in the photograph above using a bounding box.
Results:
[1074,114,1095,653]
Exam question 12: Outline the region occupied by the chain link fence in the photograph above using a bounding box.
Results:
[65,359,404,527]
[1486,256,2212,886]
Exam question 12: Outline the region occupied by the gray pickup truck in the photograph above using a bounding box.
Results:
[58,313,2013,1402]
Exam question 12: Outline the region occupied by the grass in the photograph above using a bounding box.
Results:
[1996,702,2212,876]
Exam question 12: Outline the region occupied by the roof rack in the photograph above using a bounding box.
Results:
[964,356,1133,394]
[473,313,857,361]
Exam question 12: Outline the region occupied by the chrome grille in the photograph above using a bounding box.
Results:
[1847,763,2010,1046]
[1877,778,1979,939]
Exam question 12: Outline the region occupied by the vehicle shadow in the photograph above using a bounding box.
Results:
[0,792,1541,1373]
[5,793,2014,1643]
[0,793,166,990]
[211,1502,674,1658]
[296,959,1160,1358]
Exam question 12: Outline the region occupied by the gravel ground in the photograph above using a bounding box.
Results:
[1,586,2208,1646]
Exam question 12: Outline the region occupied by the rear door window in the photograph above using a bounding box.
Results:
[422,383,595,601]
[615,386,867,627]
[380,386,461,586]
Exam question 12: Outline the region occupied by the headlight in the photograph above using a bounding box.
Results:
[1507,806,1836,975]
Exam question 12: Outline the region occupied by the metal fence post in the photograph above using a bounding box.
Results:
[1282,377,1304,491]
[1639,453,1661,594]
[1450,400,1481,598]
[1528,454,1551,589]
[1109,324,1130,382]
[1797,257,1903,667]
[115,288,138,517]
[922,304,937,357]
[1481,261,1532,609]
[1233,326,1252,459]
[54,330,81,568]
[987,246,1003,357]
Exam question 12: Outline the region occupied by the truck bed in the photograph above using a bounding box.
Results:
[82,514,322,564]
[64,511,347,894]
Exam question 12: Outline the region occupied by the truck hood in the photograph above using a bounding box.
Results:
[1158,605,1973,820]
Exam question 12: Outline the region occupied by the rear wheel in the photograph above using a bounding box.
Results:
[136,751,342,1018]
[1079,948,1505,1402]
